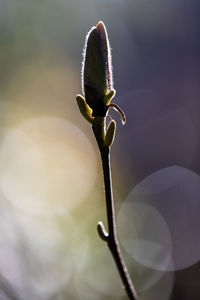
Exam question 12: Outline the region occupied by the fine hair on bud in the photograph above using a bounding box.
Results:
[96,21,113,91]
[81,25,96,94]
[82,21,113,98]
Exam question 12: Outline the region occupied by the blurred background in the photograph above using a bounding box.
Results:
[0,0,200,299]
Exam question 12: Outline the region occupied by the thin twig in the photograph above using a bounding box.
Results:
[92,123,138,300]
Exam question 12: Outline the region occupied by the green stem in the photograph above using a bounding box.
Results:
[92,121,138,300]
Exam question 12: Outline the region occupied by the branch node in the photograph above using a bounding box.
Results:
[97,221,109,241]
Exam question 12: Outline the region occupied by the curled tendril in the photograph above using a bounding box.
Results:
[107,103,126,125]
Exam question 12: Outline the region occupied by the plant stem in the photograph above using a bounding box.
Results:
[92,121,138,300]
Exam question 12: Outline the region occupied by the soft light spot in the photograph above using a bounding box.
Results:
[0,117,97,216]
[119,166,200,271]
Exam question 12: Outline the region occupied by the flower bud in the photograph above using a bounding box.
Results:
[82,21,113,117]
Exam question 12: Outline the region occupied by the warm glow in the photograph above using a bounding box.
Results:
[0,117,97,216]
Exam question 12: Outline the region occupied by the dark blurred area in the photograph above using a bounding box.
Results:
[0,0,199,299]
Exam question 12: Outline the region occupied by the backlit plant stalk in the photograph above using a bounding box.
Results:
[76,21,138,300]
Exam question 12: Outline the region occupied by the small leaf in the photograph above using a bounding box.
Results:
[76,94,94,123]
[104,89,116,106]
[104,120,116,147]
